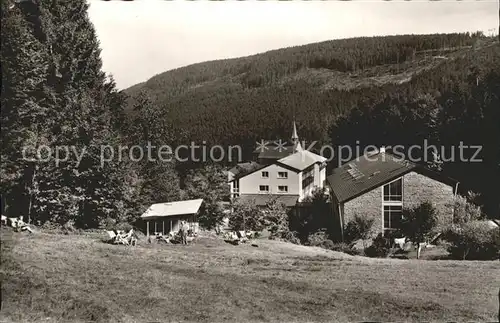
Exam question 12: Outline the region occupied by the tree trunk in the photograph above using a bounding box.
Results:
[463,247,469,260]
[27,164,36,224]
[0,194,5,216]
[416,242,422,259]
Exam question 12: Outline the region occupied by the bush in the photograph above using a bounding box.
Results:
[444,221,499,260]
[307,231,331,247]
[365,233,391,258]
[263,199,293,241]
[449,194,483,225]
[306,232,359,255]
[229,199,264,231]
[401,202,438,242]
[399,202,438,259]
[115,222,133,232]
[290,188,334,243]
[270,230,301,244]
[344,213,375,244]
[100,217,117,230]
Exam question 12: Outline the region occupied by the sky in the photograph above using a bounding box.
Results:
[87,0,498,90]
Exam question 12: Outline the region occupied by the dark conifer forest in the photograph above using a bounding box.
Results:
[1,0,499,228]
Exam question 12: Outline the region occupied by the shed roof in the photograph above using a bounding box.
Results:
[141,199,204,219]
[327,152,458,203]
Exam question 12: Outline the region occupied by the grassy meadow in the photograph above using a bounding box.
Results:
[1,228,499,323]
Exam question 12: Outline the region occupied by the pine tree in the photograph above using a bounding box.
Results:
[1,2,53,222]
[126,90,181,219]
[3,0,135,227]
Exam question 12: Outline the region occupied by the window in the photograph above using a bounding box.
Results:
[278,185,288,193]
[383,205,403,232]
[302,166,314,190]
[382,177,403,233]
[302,176,313,189]
[383,178,402,202]
[259,185,269,193]
[261,171,269,178]
[278,171,288,179]
[232,180,239,195]
[303,167,314,180]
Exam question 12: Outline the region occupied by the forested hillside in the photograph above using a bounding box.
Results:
[125,33,500,217]
[124,33,491,147]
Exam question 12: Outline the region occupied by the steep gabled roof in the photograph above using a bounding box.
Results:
[253,140,295,160]
[277,150,327,171]
[141,199,204,219]
[327,152,458,203]
[257,147,295,160]
[228,162,262,177]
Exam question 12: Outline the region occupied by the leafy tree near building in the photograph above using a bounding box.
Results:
[229,199,262,232]
[400,202,438,259]
[184,164,227,230]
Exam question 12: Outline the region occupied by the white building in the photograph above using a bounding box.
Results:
[228,122,327,207]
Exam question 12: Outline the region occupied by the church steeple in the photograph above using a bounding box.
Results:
[291,121,303,152]
[291,121,299,143]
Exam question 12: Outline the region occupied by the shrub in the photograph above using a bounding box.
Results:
[229,199,264,231]
[290,188,334,243]
[100,217,117,230]
[307,231,331,247]
[62,220,76,233]
[262,198,292,240]
[115,222,133,232]
[365,233,391,258]
[270,230,301,244]
[400,202,438,259]
[344,213,375,244]
[445,221,499,260]
[306,232,359,254]
[449,194,483,225]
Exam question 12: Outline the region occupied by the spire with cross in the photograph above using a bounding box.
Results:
[291,121,303,152]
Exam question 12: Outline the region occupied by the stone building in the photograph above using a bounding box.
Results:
[326,148,459,241]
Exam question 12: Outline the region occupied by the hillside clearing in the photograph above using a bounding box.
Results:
[1,229,498,323]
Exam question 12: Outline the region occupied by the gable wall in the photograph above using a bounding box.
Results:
[343,186,383,238]
[402,171,455,230]
[239,164,299,195]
